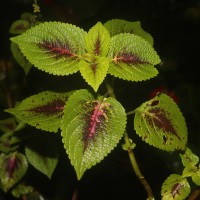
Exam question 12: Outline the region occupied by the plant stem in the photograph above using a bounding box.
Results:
[126,109,136,116]
[188,188,200,200]
[105,80,154,199]
[124,131,154,200]
[3,60,13,108]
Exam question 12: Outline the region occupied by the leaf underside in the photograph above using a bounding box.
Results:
[61,89,126,179]
[134,93,188,151]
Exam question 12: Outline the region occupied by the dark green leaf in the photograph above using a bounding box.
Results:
[0,118,16,133]
[9,19,30,34]
[0,152,28,192]
[0,132,20,153]
[10,42,32,75]
[25,134,59,179]
[104,19,153,45]
[11,182,33,198]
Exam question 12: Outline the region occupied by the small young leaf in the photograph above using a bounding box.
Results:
[79,56,109,91]
[25,134,59,179]
[5,91,73,132]
[0,118,16,133]
[61,89,126,179]
[182,166,197,178]
[0,152,28,192]
[104,19,153,45]
[9,19,30,34]
[180,147,199,167]
[85,22,110,56]
[0,132,20,153]
[10,42,32,75]
[10,22,86,76]
[134,93,188,151]
[191,165,200,186]
[161,174,190,200]
[11,182,33,198]
[108,33,160,82]
[20,12,34,21]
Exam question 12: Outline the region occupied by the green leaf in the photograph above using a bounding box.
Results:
[104,19,154,45]
[25,134,59,179]
[20,12,34,21]
[85,22,110,56]
[11,182,33,198]
[79,56,109,91]
[11,42,32,75]
[180,147,199,167]
[0,132,20,153]
[0,152,28,192]
[107,33,160,82]
[161,174,190,200]
[134,93,188,151]
[10,22,86,76]
[5,91,73,132]
[0,118,16,133]
[9,19,30,34]
[182,166,197,178]
[61,89,126,179]
[191,165,200,186]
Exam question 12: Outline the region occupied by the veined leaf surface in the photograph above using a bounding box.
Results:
[191,165,200,186]
[10,22,86,76]
[108,33,160,82]
[61,89,126,179]
[79,56,109,91]
[161,174,190,200]
[180,147,199,167]
[5,91,73,132]
[104,19,153,45]
[0,152,28,192]
[134,93,187,151]
[85,22,110,56]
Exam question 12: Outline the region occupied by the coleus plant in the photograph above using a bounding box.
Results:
[1,16,200,200]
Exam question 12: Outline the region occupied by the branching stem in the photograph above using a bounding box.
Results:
[105,79,154,199]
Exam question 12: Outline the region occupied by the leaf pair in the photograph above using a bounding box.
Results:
[5,89,127,179]
[0,135,58,194]
[5,89,189,181]
[161,148,200,200]
[10,19,161,91]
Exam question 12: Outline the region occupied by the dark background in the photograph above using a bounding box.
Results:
[0,0,200,199]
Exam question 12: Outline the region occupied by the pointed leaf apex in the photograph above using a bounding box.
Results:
[61,89,126,179]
